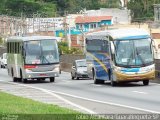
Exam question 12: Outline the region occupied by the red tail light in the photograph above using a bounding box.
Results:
[24,65,37,69]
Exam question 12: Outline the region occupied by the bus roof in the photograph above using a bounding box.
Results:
[86,28,151,40]
[7,36,61,42]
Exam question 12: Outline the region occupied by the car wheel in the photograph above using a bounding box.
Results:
[75,73,79,80]
[71,73,74,80]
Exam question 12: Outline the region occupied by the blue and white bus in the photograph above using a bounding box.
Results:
[85,28,155,86]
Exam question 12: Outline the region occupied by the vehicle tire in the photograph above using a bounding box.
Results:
[110,73,117,87]
[143,80,149,86]
[37,78,41,82]
[75,73,79,80]
[11,68,17,82]
[13,77,18,82]
[19,70,23,82]
[22,78,27,83]
[111,80,117,87]
[50,77,55,82]
[93,70,101,84]
[71,73,74,80]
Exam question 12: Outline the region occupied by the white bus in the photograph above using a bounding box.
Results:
[7,36,60,83]
[85,28,155,86]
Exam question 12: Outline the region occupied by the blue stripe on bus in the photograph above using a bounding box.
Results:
[116,35,150,40]
[121,68,140,73]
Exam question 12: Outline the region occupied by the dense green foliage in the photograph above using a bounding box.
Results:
[58,41,83,54]
[127,0,160,22]
[0,0,120,17]
[1,0,159,22]
[0,37,3,45]
[0,0,56,17]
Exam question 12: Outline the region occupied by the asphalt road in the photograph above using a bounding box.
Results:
[1,68,160,115]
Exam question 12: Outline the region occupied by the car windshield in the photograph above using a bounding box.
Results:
[3,53,7,59]
[76,60,87,67]
[114,38,153,67]
[24,40,59,64]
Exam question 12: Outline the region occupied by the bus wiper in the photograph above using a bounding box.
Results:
[41,55,50,64]
[79,66,87,67]
[136,49,146,66]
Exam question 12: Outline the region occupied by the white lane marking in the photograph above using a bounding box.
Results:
[48,90,160,114]
[1,80,160,114]
[0,81,95,114]
[132,91,148,95]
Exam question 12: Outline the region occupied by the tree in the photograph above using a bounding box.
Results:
[127,0,160,21]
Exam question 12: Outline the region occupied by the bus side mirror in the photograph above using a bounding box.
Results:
[22,46,26,58]
[110,42,115,54]
[72,66,75,69]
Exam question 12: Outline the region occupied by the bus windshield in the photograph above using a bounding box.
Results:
[86,39,109,53]
[24,40,59,64]
[115,38,153,67]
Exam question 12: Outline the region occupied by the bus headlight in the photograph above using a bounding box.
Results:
[25,69,32,72]
[114,66,122,72]
[146,67,154,72]
[54,67,59,72]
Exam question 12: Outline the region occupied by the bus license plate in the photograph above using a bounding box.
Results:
[39,74,47,76]
[134,76,141,79]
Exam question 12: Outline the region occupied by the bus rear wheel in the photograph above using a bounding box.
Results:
[50,77,55,82]
[143,80,149,86]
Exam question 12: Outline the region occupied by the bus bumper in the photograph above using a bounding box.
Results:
[24,71,59,79]
[114,70,155,82]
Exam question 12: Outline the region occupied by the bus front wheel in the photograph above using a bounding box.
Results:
[143,80,149,86]
[93,71,104,84]
[50,77,55,82]
[110,74,117,87]
[111,80,117,87]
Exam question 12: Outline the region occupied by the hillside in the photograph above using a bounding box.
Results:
[0,0,120,17]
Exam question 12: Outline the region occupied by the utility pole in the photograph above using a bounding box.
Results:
[63,11,71,49]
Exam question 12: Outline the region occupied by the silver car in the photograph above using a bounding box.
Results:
[71,59,89,80]
[0,53,7,68]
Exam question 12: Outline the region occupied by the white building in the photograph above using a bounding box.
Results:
[84,8,131,24]
[26,17,64,33]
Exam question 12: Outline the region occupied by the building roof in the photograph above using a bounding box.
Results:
[75,16,112,24]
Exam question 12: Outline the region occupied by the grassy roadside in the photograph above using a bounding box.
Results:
[0,91,78,114]
[0,91,106,120]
